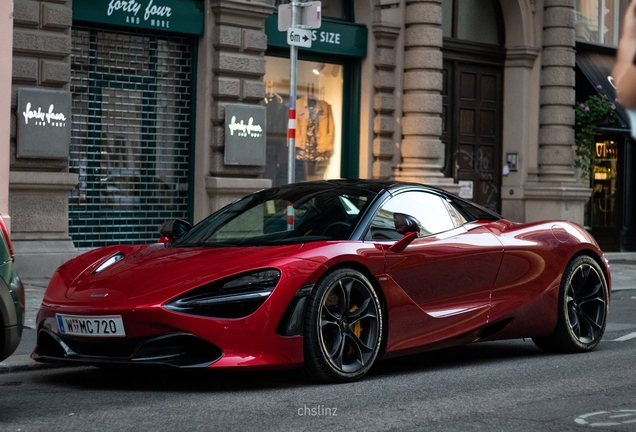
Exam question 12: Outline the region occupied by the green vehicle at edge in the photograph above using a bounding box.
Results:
[0,216,25,362]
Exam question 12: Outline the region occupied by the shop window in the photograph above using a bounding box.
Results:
[263,56,343,186]
[575,0,629,46]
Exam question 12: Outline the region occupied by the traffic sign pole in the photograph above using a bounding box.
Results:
[287,2,299,185]
[281,1,320,185]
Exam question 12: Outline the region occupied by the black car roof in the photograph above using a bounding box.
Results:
[269,179,502,220]
[272,179,443,195]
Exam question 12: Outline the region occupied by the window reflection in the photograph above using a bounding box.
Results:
[368,192,456,240]
[575,0,628,46]
[457,0,499,45]
[442,0,501,45]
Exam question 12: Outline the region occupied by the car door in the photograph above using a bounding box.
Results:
[368,190,504,348]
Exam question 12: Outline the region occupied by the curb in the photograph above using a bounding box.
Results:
[605,252,636,262]
[613,286,636,292]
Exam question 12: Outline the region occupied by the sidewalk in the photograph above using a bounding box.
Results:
[605,252,636,291]
[2,252,635,373]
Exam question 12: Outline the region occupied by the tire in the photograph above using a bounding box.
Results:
[533,255,609,353]
[302,268,383,383]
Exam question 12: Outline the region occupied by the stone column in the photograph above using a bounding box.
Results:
[372,23,401,180]
[397,0,453,190]
[524,0,591,224]
[500,46,540,223]
[204,0,273,215]
[537,0,577,182]
[10,0,78,278]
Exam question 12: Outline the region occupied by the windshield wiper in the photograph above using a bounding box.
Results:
[170,241,239,248]
[197,242,240,247]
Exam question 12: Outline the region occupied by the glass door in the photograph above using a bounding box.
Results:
[587,137,621,250]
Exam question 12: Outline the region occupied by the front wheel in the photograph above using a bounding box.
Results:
[533,255,609,353]
[302,268,383,383]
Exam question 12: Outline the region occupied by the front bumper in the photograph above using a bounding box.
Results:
[33,301,305,370]
[33,329,223,368]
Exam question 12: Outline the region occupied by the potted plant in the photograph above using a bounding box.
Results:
[574,86,619,179]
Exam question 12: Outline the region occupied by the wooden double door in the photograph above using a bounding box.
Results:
[442,60,503,212]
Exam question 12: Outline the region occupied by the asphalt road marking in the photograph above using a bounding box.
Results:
[575,410,636,427]
[608,332,636,342]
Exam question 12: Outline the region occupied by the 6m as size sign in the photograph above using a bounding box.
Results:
[287,28,312,48]
[56,314,126,337]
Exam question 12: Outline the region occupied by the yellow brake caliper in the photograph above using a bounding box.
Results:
[346,305,362,354]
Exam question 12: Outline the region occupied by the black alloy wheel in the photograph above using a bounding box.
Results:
[533,255,609,353]
[303,268,383,383]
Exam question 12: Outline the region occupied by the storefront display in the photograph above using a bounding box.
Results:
[263,57,343,186]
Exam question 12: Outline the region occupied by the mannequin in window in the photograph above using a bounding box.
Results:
[296,84,334,180]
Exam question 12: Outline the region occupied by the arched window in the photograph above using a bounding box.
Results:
[442,0,503,46]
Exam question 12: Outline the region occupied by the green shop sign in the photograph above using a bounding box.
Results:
[73,0,204,35]
[265,15,367,58]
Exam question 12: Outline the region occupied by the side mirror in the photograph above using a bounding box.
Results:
[159,219,192,242]
[393,213,421,235]
[388,213,420,253]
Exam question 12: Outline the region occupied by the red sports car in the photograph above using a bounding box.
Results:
[33,180,610,382]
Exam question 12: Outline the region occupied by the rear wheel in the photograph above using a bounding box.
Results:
[302,268,382,383]
[533,255,608,353]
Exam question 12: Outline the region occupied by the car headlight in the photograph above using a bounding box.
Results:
[221,269,281,291]
[93,252,125,274]
[164,269,281,319]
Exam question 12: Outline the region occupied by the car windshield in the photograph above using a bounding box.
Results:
[173,184,378,247]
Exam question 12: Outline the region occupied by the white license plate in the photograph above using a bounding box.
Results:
[56,314,126,337]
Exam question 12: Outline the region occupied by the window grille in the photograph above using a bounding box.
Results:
[69,25,193,248]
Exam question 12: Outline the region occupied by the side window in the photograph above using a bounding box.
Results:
[367,192,456,240]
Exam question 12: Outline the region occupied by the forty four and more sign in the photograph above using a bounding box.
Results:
[107,0,173,28]
[17,89,71,159]
[72,0,204,35]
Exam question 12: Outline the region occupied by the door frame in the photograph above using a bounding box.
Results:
[442,39,506,212]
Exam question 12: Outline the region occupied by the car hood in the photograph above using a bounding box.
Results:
[60,243,305,302]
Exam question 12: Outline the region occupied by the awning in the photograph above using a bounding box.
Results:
[576,49,629,128]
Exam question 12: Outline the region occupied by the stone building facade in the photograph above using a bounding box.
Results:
[1,1,13,229]
[2,0,627,278]
[7,0,78,277]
